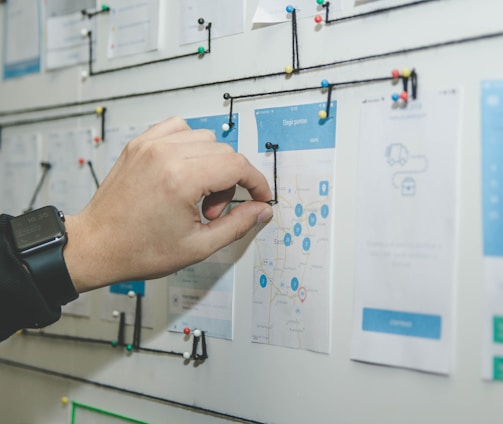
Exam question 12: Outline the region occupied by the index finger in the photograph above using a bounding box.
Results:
[188,152,273,203]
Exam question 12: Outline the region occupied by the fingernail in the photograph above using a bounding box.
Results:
[257,206,273,224]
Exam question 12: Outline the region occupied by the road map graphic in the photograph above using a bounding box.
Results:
[252,103,336,353]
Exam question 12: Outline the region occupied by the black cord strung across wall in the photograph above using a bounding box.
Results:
[18,327,208,362]
[0,29,502,118]
[223,68,418,127]
[81,18,212,79]
[314,0,441,25]
[0,106,107,145]
[24,162,52,213]
[0,357,264,424]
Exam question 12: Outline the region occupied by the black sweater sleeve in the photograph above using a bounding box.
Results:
[0,214,62,341]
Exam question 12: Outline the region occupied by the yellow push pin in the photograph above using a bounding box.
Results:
[401,68,412,78]
[95,106,104,115]
[285,65,294,74]
[318,110,328,120]
[61,396,69,406]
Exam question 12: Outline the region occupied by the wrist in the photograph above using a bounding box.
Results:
[63,213,108,293]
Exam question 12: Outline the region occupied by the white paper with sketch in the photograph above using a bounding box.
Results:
[351,89,461,374]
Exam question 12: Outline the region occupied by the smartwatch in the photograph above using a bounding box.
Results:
[9,206,78,305]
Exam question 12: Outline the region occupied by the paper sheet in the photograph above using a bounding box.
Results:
[166,114,239,340]
[351,89,461,374]
[252,102,336,353]
[46,12,96,70]
[252,0,341,24]
[2,0,41,79]
[45,128,97,215]
[179,0,244,45]
[480,80,503,380]
[0,133,41,215]
[107,0,160,58]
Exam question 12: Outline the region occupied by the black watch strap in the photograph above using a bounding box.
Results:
[24,243,78,306]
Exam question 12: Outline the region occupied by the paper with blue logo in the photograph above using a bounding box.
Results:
[252,102,336,353]
[351,90,460,374]
[480,81,503,380]
[167,114,239,340]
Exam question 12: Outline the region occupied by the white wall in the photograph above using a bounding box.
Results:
[1,0,502,423]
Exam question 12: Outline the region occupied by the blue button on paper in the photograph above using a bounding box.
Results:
[362,308,441,340]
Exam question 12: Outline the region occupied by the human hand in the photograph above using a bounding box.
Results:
[64,116,273,293]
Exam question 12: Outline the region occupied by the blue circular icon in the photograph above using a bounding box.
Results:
[291,277,299,291]
[321,204,329,219]
[259,274,267,288]
[302,237,311,251]
[293,223,302,236]
[308,213,317,227]
[284,233,292,246]
[295,203,303,218]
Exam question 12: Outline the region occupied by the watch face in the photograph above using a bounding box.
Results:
[10,206,65,252]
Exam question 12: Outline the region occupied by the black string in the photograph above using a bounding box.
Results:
[322,0,439,24]
[0,30,497,119]
[24,162,52,213]
[132,293,142,350]
[0,358,263,423]
[1,29,500,119]
[0,108,106,145]
[87,161,100,189]
[85,20,212,77]
[100,107,107,141]
[20,329,186,357]
[265,142,279,205]
[81,5,110,19]
[116,312,126,347]
[291,8,300,71]
[230,142,279,205]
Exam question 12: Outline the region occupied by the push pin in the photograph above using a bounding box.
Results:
[223,93,235,130]
[189,328,208,361]
[285,65,294,74]
[319,79,333,119]
[81,28,90,38]
[78,157,86,166]
[317,0,326,4]
[286,5,295,13]
[80,69,89,80]
[61,396,69,406]
[314,15,323,24]
[93,136,101,144]
[197,46,205,55]
[183,327,191,335]
[95,106,104,115]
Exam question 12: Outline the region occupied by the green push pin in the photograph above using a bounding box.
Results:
[317,0,325,4]
[102,4,110,11]
[197,46,205,55]
[111,340,118,347]
[126,344,133,352]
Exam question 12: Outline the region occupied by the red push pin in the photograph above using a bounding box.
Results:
[78,158,86,166]
[391,69,400,79]
[94,135,101,144]
[183,327,191,335]
[400,91,409,101]
[314,15,323,23]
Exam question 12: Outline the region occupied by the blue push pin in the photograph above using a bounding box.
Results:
[321,79,330,88]
[391,93,400,102]
[286,5,295,13]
